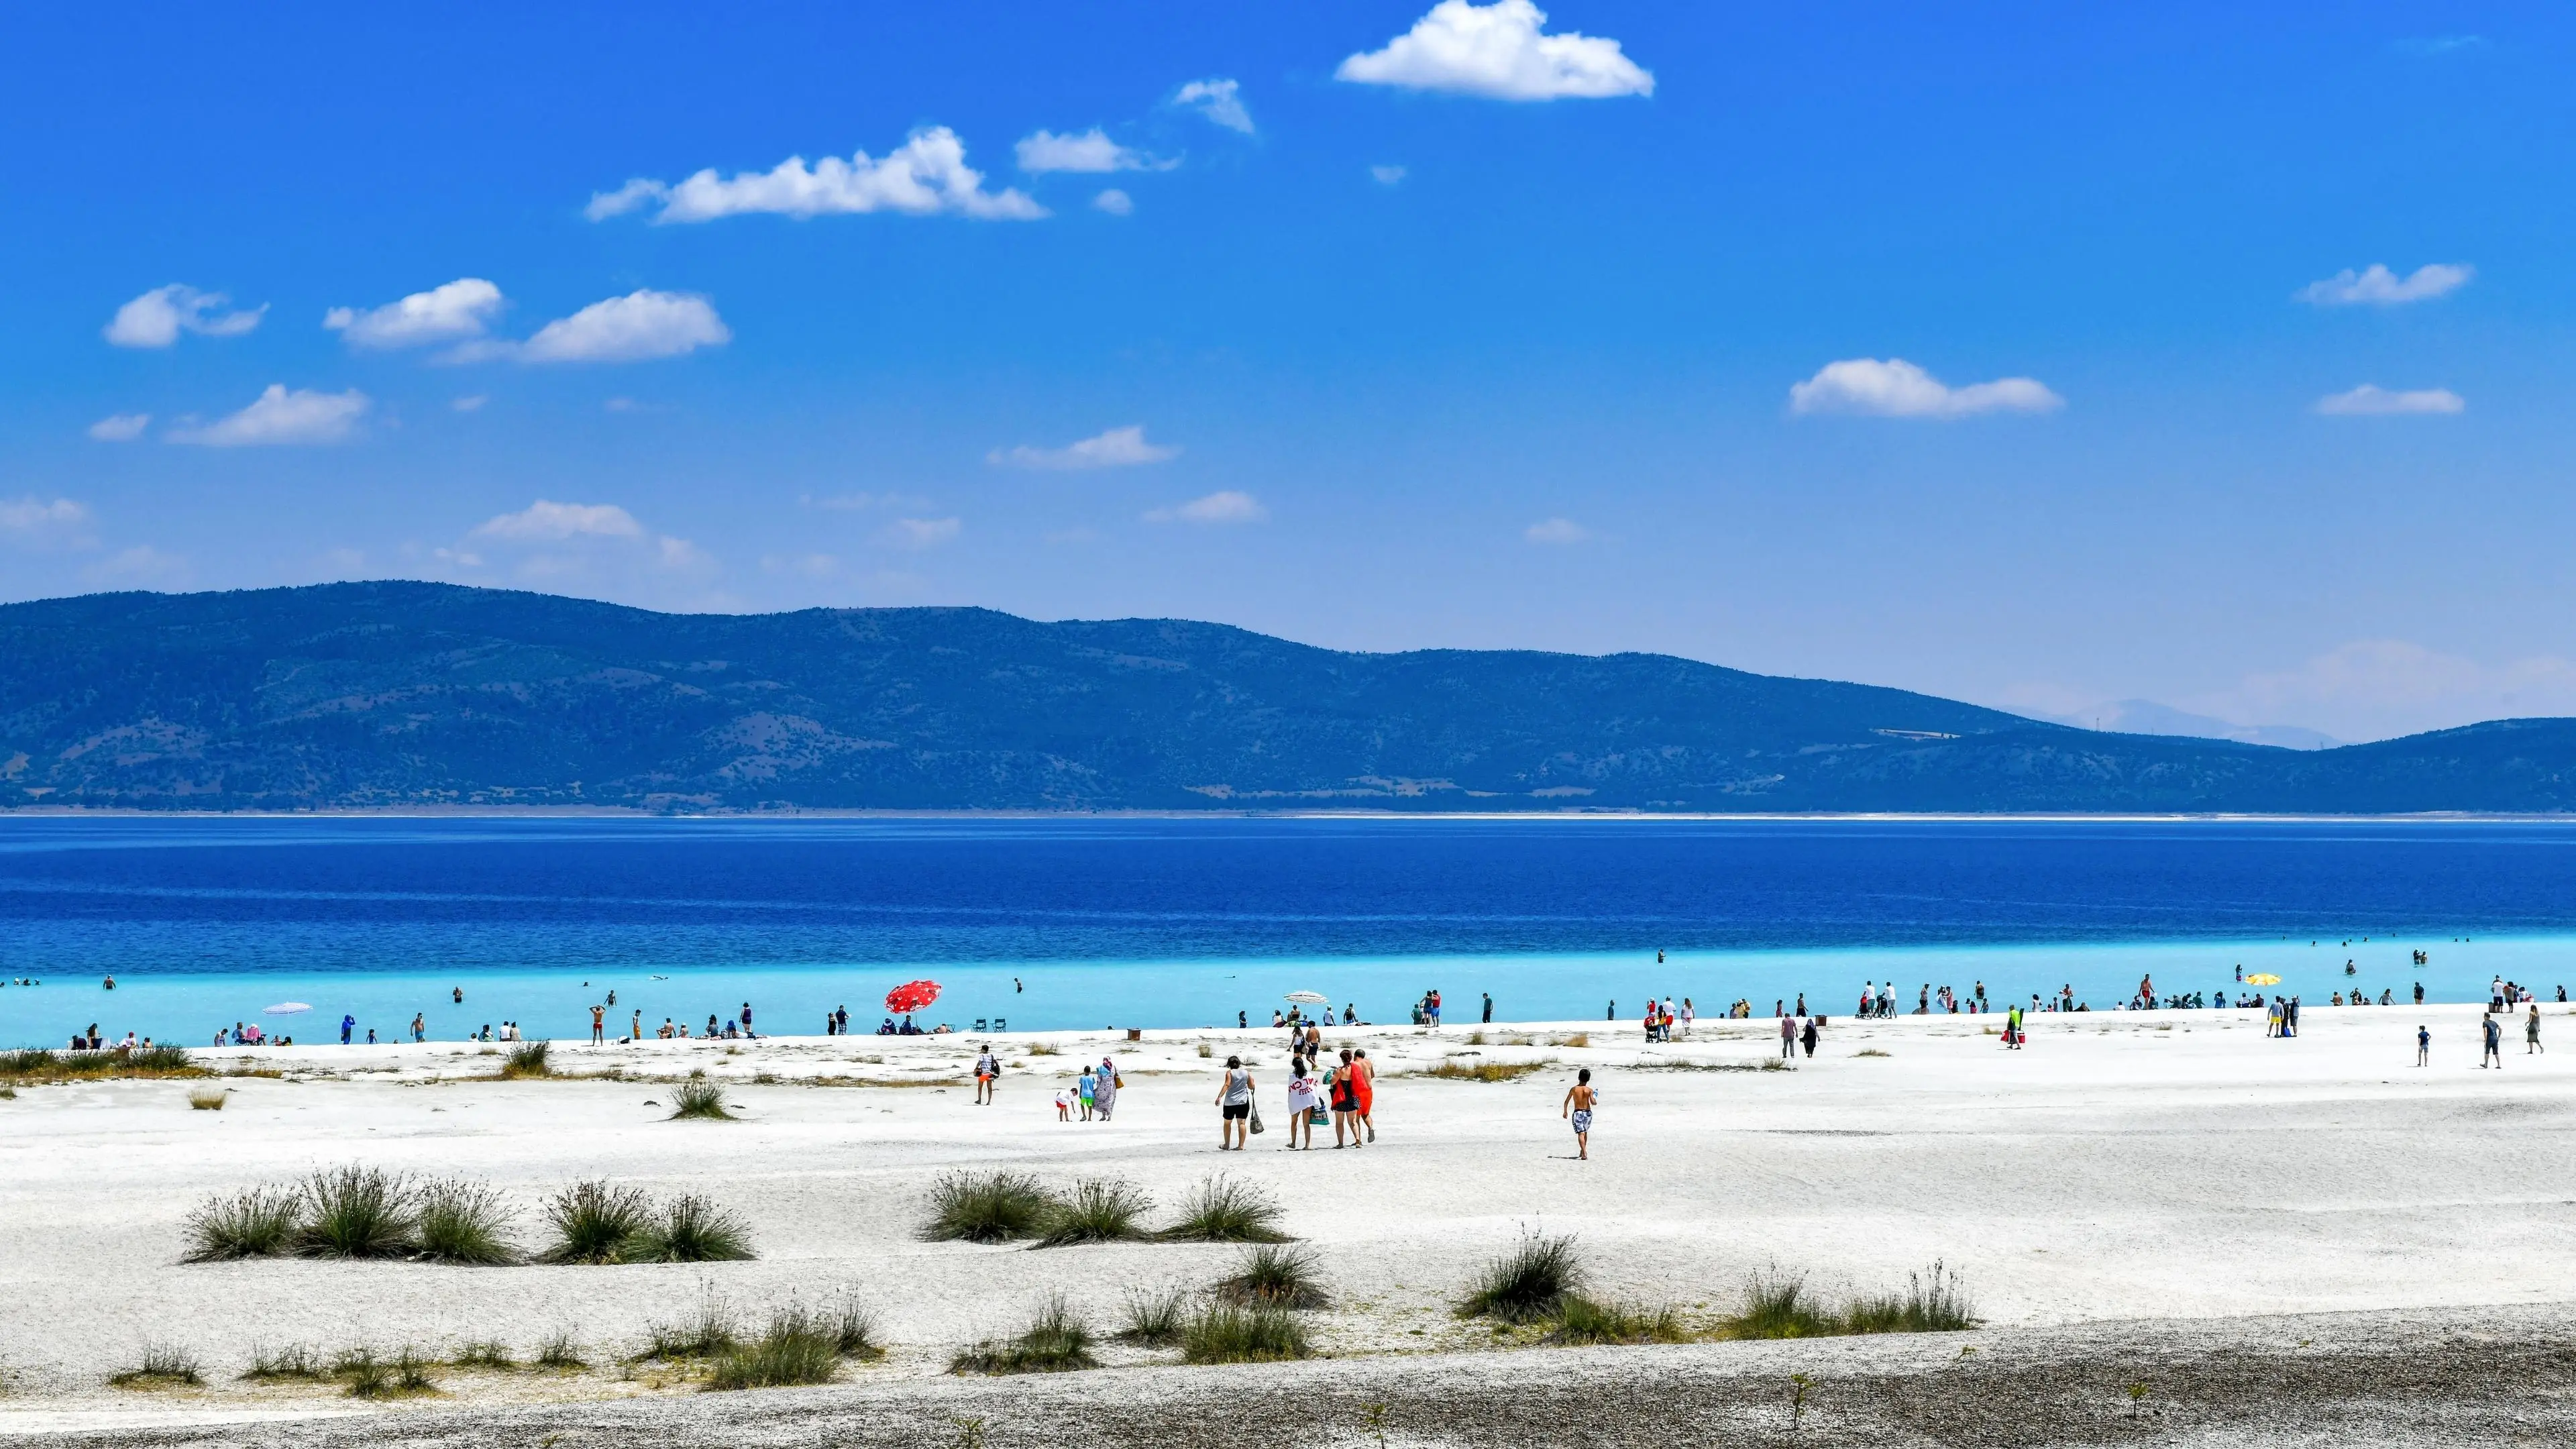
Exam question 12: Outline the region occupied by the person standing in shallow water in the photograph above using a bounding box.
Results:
[1562,1068,1597,1161]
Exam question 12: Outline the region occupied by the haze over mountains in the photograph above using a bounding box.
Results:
[1,582,2571,814]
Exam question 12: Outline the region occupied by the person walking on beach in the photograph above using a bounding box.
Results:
[1092,1057,1120,1121]
[590,1004,605,1044]
[1076,1063,1096,1120]
[1216,1055,1254,1149]
[1284,1056,1319,1149]
[1352,1046,1377,1142]
[2416,1024,2430,1065]
[1332,1049,1362,1147]
[1780,1011,1796,1059]
[2483,1013,2504,1068]
[1562,1067,1597,1161]
[974,1046,999,1105]
[2528,1004,2544,1055]
[1799,1016,1818,1059]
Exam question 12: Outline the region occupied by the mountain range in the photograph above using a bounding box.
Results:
[1,582,2572,813]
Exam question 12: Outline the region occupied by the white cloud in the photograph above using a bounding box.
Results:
[1092,189,1134,216]
[657,535,714,572]
[451,394,488,413]
[0,496,94,548]
[2295,262,2472,306]
[2198,639,2576,742]
[103,284,266,347]
[2313,384,2464,416]
[990,424,1180,470]
[325,278,505,349]
[1146,490,1267,525]
[511,290,730,364]
[168,384,370,446]
[1336,0,1653,101]
[87,413,152,441]
[762,551,841,579]
[1016,128,1165,174]
[876,516,962,550]
[1524,517,1589,544]
[588,127,1044,223]
[80,545,189,588]
[1788,358,2063,419]
[1173,78,1254,133]
[1371,164,1409,185]
[470,500,645,542]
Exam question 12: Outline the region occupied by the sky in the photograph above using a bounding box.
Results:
[3,3,2572,743]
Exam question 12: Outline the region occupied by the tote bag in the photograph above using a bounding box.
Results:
[1248,1099,1266,1135]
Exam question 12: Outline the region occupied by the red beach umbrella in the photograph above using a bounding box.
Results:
[885,979,943,1014]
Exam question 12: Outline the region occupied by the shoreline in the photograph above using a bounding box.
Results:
[5,806,2576,822]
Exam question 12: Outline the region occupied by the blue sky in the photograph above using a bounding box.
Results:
[3,3,2571,742]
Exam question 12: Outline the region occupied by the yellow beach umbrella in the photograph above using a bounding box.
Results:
[2245,973,2282,986]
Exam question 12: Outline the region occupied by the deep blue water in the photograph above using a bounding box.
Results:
[5,816,2575,1046]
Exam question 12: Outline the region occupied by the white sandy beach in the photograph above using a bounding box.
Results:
[3,1002,2573,1436]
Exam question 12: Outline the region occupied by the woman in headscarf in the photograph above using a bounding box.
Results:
[1091,1057,1119,1121]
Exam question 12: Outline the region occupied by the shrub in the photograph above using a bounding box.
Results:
[414,1180,520,1265]
[110,1342,204,1388]
[533,1331,588,1369]
[500,1040,552,1078]
[1,1049,54,1075]
[1179,1303,1311,1364]
[133,1044,194,1072]
[1036,1178,1151,1247]
[1195,1042,1214,1058]
[950,1293,1099,1375]
[537,1179,651,1264]
[1723,1269,1837,1340]
[1841,1261,1978,1334]
[182,1186,301,1262]
[1417,1059,1545,1083]
[242,1343,325,1380]
[1552,1295,1688,1344]
[1161,1175,1289,1242]
[922,1170,1055,1243]
[627,1193,755,1263]
[1116,1285,1189,1346]
[669,1077,733,1120]
[187,1087,227,1110]
[451,1340,515,1370]
[1457,1234,1583,1323]
[829,1297,884,1360]
[638,1295,740,1361]
[1219,1244,1330,1309]
[706,1307,842,1391]
[296,1166,417,1258]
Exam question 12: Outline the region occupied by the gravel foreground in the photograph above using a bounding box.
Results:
[30,1302,2576,1449]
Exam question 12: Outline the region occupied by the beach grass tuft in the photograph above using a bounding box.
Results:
[1458,1233,1585,1323]
[1116,1285,1189,1346]
[626,1193,756,1263]
[537,1179,652,1265]
[1024,1042,1059,1056]
[1195,1041,1214,1058]
[705,1307,842,1391]
[923,1169,1056,1243]
[187,1087,227,1110]
[533,1330,588,1369]
[1417,1058,1546,1083]
[1841,1261,1978,1334]
[1178,1303,1311,1364]
[639,1294,741,1361]
[110,1343,204,1389]
[1551,1295,1689,1344]
[1034,1178,1152,1247]
[333,1348,390,1398]
[1219,1243,1330,1309]
[829,1297,885,1360]
[450,1340,515,1371]
[500,1039,552,1079]
[1557,1033,1591,1049]
[1721,1269,1838,1339]
[949,1293,1099,1375]
[413,1179,520,1265]
[295,1165,418,1258]
[393,1347,438,1393]
[1854,1049,1892,1058]
[1161,1175,1290,1242]
[182,1185,301,1262]
[668,1077,734,1120]
[241,1343,326,1381]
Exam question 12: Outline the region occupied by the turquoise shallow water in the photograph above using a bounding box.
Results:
[3,815,2571,1046]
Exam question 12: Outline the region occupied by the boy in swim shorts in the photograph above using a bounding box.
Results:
[1562,1067,1597,1161]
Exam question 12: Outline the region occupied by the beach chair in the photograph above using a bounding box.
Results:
[992,1018,1006,1031]
[975,1018,989,1032]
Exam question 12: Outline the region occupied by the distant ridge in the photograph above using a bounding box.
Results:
[2,582,2573,813]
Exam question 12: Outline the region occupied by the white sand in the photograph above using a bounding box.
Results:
[3,1002,2571,1431]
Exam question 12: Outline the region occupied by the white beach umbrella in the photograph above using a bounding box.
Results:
[1283,990,1329,1004]
[262,1002,311,1016]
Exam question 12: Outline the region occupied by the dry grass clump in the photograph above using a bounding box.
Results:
[242,1343,327,1381]
[1024,1042,1060,1056]
[1195,1041,1214,1058]
[923,1170,1055,1243]
[1556,1032,1591,1049]
[109,1343,203,1388]
[296,1166,418,1258]
[626,1193,756,1263]
[187,1087,228,1110]
[414,1179,520,1265]
[533,1331,588,1368]
[638,1295,741,1362]
[702,1305,874,1391]
[1841,1262,1978,1334]
[182,1186,301,1261]
[1116,1286,1189,1346]
[1034,1178,1152,1247]
[499,1039,552,1078]
[450,1340,515,1370]
[10,1046,202,1081]
[1179,1303,1311,1364]
[1723,1269,1839,1339]
[1161,1175,1290,1242]
[1417,1058,1546,1083]
[1854,1049,1892,1058]
[332,1347,435,1398]
[1551,1295,1688,1344]
[668,1076,734,1120]
[1218,1244,1330,1309]
[1457,1233,1584,1324]
[537,1179,653,1264]
[950,1293,1099,1375]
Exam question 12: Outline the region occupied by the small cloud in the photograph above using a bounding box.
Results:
[587,127,1044,223]
[504,290,729,364]
[451,394,489,413]
[80,544,189,588]
[2313,384,2464,416]
[103,284,265,347]
[602,396,641,413]
[761,551,841,578]
[87,413,152,441]
[1336,0,1654,101]
[1524,517,1589,545]
[2296,262,2472,306]
[657,535,714,572]
[1173,78,1254,133]
[168,384,370,446]
[1093,189,1134,215]
[875,516,962,550]
[471,500,645,541]
[1016,128,1167,174]
[0,496,95,548]
[2394,35,2487,56]
[1146,490,1267,525]
[1788,358,2062,419]
[324,278,506,348]
[1371,164,1409,185]
[991,424,1180,470]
